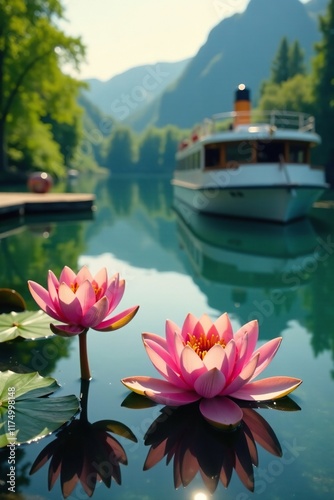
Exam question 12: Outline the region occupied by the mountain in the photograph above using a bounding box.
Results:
[81,0,326,133]
[151,0,321,130]
[305,0,328,19]
[83,59,189,122]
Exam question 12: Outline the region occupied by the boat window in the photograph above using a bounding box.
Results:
[205,147,220,167]
[226,141,253,164]
[256,141,284,163]
[288,142,308,163]
[176,151,201,170]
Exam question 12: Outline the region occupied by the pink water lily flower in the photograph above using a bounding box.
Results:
[28,266,139,337]
[122,313,302,428]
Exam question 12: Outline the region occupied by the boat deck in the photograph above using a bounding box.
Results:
[0,192,95,218]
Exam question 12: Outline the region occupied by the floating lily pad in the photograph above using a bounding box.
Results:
[0,371,79,447]
[0,310,55,342]
[0,288,26,313]
[237,396,301,412]
[121,392,158,409]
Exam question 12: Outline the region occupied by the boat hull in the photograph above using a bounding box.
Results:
[173,184,325,223]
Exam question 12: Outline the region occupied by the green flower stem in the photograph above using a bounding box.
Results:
[78,330,91,381]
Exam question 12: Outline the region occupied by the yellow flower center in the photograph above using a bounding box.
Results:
[70,282,101,296]
[92,284,101,296]
[70,282,79,293]
[186,332,225,359]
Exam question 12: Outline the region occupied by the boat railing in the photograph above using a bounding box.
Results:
[206,110,316,134]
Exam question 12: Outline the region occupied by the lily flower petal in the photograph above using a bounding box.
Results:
[222,354,259,395]
[95,305,139,331]
[76,280,97,315]
[233,332,249,376]
[203,344,226,371]
[212,312,234,344]
[234,320,258,364]
[174,330,187,367]
[27,281,61,321]
[194,368,226,398]
[251,337,282,380]
[59,266,77,285]
[82,296,110,328]
[195,314,214,337]
[75,266,94,284]
[165,319,182,361]
[58,283,83,323]
[105,274,125,312]
[199,397,243,429]
[143,332,168,351]
[180,346,206,386]
[223,339,237,382]
[181,313,199,342]
[92,267,108,296]
[143,337,188,388]
[121,375,180,395]
[231,376,302,401]
[47,271,60,304]
[121,376,199,406]
[50,323,87,336]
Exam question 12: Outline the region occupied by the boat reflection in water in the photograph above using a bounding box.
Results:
[174,199,321,335]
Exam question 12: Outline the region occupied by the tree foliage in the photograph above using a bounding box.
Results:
[270,37,305,85]
[271,37,290,84]
[104,126,137,173]
[259,74,313,113]
[0,0,86,177]
[288,40,306,78]
[137,128,164,170]
[311,0,334,168]
[103,124,186,175]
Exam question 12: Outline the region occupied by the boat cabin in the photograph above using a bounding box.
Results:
[204,138,311,170]
[176,84,319,172]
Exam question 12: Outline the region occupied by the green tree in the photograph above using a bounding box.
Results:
[104,126,136,173]
[259,74,313,113]
[138,127,164,171]
[311,0,334,168]
[288,40,306,78]
[271,37,290,84]
[161,125,186,172]
[0,0,85,176]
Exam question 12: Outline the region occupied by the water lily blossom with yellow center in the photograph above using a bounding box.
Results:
[28,266,139,336]
[122,313,302,428]
[28,266,139,380]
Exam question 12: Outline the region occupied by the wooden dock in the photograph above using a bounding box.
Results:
[0,192,95,218]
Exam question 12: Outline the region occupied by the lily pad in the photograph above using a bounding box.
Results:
[121,391,158,409]
[0,370,79,447]
[237,396,301,412]
[0,288,26,313]
[0,310,55,342]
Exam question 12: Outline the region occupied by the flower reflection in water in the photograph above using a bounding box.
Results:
[30,380,137,498]
[142,398,300,494]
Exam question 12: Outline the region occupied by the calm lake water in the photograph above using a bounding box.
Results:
[1,175,334,499]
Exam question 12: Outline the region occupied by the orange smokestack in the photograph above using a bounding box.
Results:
[234,84,251,127]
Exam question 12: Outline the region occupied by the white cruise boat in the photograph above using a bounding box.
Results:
[172,85,328,223]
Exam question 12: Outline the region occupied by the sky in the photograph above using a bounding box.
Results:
[61,0,309,81]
